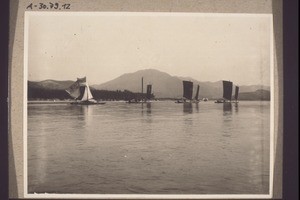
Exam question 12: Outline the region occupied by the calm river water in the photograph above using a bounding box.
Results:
[27,101,270,194]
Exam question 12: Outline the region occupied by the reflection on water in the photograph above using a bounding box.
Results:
[195,103,199,112]
[223,102,232,114]
[222,103,232,136]
[141,102,152,115]
[28,101,270,194]
[81,105,91,124]
[183,102,193,113]
[146,103,151,114]
[234,103,239,113]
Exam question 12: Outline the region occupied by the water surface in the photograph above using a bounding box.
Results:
[28,101,270,194]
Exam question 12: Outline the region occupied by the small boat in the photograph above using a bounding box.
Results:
[175,99,186,104]
[214,99,225,103]
[202,98,208,102]
[70,100,106,105]
[126,78,154,103]
[66,77,106,105]
[126,99,142,104]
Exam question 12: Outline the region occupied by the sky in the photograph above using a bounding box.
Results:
[27,12,272,86]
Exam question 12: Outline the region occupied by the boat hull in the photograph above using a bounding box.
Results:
[71,101,106,105]
[175,100,199,104]
[175,99,188,103]
[214,100,239,104]
[126,100,142,104]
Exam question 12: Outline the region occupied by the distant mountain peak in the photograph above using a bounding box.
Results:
[28,69,270,100]
[133,68,172,76]
[91,69,270,98]
[118,68,167,77]
[137,68,161,72]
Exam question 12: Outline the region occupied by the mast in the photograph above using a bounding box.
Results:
[194,85,200,101]
[79,83,93,101]
[183,81,193,100]
[141,77,144,93]
[222,80,233,102]
[141,77,144,101]
[87,85,88,100]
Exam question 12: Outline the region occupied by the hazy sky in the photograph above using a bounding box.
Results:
[27,12,272,86]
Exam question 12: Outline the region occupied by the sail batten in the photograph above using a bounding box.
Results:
[222,80,233,101]
[183,81,193,100]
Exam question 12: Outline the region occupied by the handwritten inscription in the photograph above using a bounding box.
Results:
[26,3,71,10]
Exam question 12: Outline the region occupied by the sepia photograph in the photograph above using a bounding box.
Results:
[24,11,274,198]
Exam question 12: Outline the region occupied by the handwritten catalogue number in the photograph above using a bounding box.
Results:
[26,2,71,10]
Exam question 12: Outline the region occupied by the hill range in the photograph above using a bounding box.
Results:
[28,69,270,100]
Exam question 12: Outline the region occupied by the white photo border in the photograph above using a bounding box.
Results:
[23,11,275,199]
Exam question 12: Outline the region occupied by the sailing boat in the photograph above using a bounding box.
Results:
[66,77,105,105]
[175,80,193,103]
[215,80,233,103]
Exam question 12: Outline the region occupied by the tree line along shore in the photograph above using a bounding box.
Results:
[28,87,154,101]
[28,87,270,101]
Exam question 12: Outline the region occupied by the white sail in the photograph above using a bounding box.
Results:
[66,77,104,105]
[66,77,95,102]
[80,83,94,101]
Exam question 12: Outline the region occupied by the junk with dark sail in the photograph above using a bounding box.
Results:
[223,80,233,101]
[126,77,154,103]
[176,81,200,103]
[215,80,239,103]
[175,80,193,103]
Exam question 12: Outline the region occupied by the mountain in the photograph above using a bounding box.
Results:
[175,77,223,99]
[27,69,271,100]
[239,85,270,93]
[239,89,270,101]
[92,69,183,98]
[29,80,74,90]
[28,80,75,100]
[92,69,270,99]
